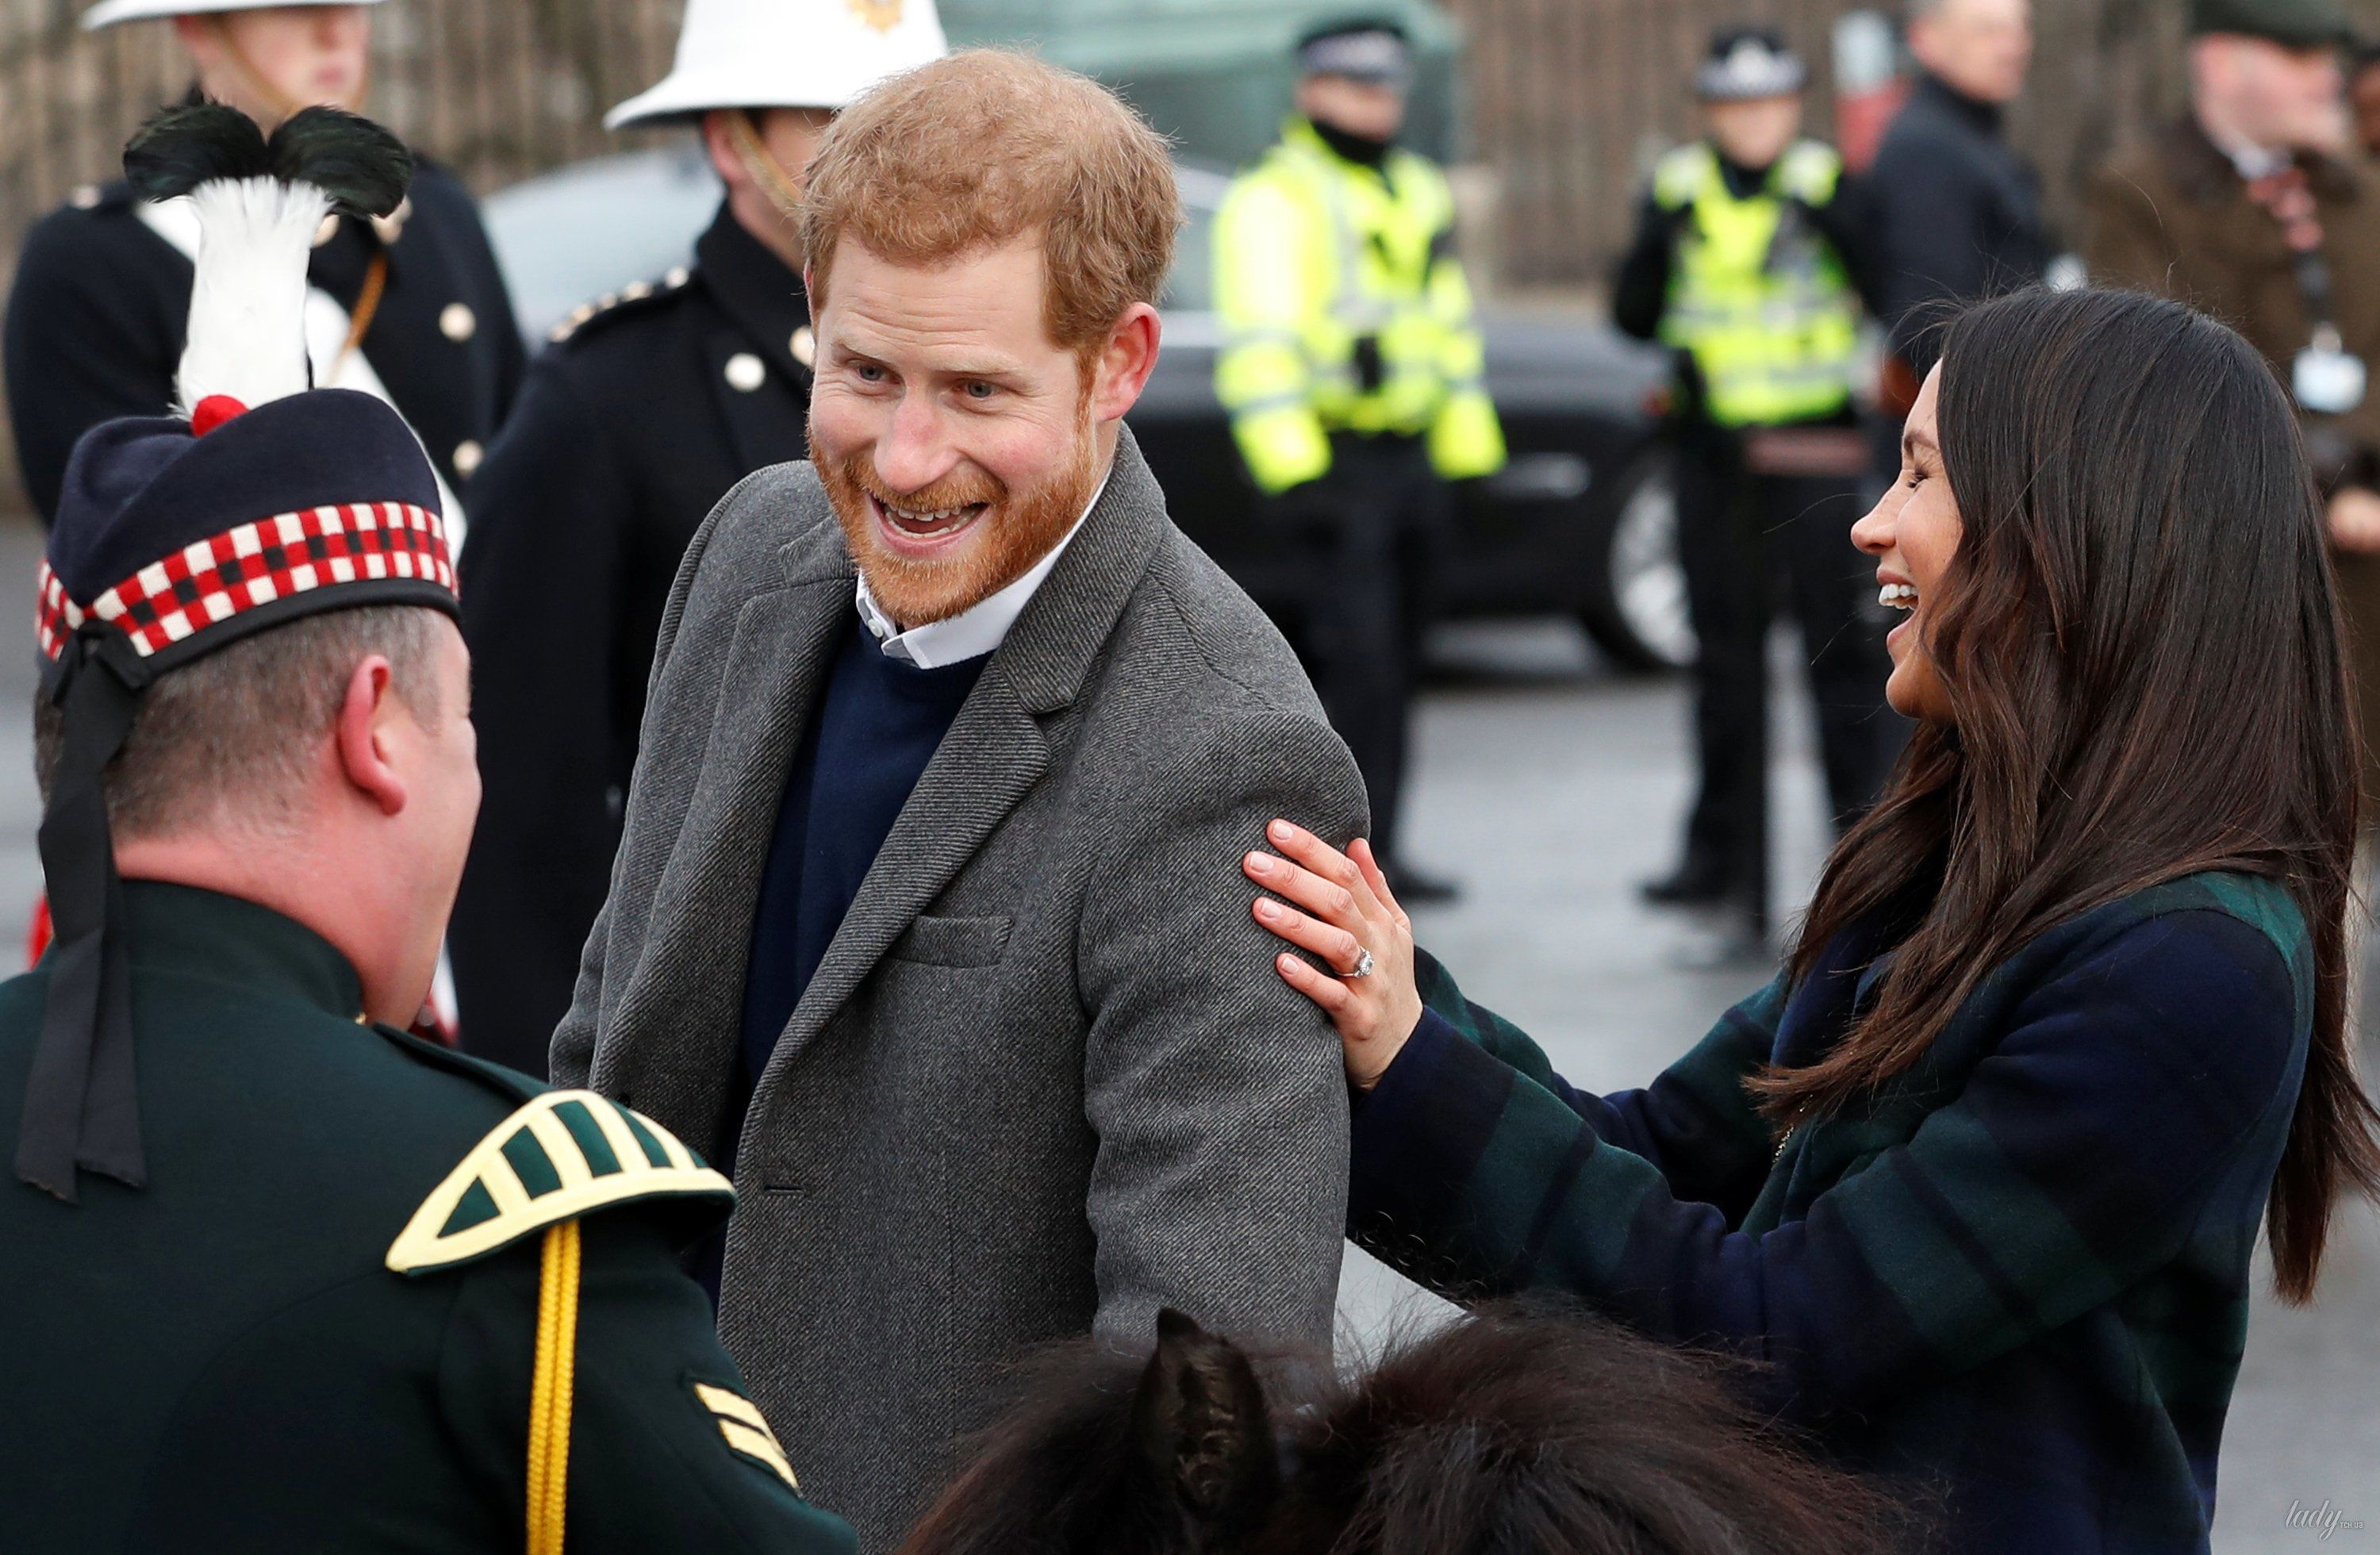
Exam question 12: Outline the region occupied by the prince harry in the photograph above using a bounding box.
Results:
[549,51,1367,1545]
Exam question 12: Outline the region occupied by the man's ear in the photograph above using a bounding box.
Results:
[333,654,407,817]
[1090,303,1163,424]
[700,109,745,191]
[1129,1308,1280,1532]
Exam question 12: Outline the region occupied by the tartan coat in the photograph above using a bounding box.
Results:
[1349,872,2313,1555]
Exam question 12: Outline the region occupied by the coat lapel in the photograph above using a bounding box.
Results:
[766,674,1050,1072]
[606,517,852,1132]
[755,428,1170,1081]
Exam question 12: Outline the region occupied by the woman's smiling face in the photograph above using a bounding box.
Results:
[1852,363,1964,723]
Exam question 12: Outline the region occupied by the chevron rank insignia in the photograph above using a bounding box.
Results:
[692,1379,802,1492]
[386,1091,733,1275]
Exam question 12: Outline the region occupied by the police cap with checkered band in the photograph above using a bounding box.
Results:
[17,103,455,1204]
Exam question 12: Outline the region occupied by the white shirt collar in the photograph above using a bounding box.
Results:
[854,472,1109,669]
[2199,115,2291,182]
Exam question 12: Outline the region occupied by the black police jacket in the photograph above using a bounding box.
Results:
[450,201,812,1077]
[3,158,524,523]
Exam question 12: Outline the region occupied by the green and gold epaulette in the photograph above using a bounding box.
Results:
[386,1090,731,1276]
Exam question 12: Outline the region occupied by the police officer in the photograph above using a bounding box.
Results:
[1212,16,1505,902]
[1612,27,1895,938]
[2,0,522,534]
[449,0,947,1075]
[0,105,853,1554]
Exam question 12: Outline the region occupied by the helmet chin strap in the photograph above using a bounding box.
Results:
[724,108,808,226]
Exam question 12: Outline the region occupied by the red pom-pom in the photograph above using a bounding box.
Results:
[191,394,248,436]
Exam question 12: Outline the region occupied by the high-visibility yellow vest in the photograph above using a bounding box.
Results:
[1213,117,1507,494]
[1652,138,1859,428]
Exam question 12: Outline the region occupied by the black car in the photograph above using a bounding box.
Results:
[481,148,1691,670]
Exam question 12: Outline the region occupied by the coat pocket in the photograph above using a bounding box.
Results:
[889,913,1014,968]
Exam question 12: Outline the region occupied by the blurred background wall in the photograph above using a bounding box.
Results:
[4,0,2379,495]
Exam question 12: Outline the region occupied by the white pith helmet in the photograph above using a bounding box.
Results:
[83,0,386,29]
[605,0,950,130]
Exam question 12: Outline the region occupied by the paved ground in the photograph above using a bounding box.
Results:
[0,512,2368,1544]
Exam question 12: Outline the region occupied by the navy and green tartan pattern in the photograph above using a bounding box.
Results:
[1349,873,2314,1554]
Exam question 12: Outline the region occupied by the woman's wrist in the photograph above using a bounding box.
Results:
[1349,1000,1427,1092]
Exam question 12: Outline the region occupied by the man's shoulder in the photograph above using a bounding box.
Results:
[0,974,533,1257]
[1079,526,1356,810]
[402,159,484,223]
[509,273,710,434]
[544,260,705,350]
[1115,525,1329,717]
[14,181,177,286]
[1881,86,1977,148]
[2091,138,2171,194]
[385,1083,731,1280]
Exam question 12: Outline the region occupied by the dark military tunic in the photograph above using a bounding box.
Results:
[0,881,854,1554]
[3,159,524,524]
[451,201,812,1076]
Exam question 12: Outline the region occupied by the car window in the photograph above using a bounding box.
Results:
[1163,199,1217,313]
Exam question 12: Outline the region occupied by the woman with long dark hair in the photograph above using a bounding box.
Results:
[1242,288,2380,1553]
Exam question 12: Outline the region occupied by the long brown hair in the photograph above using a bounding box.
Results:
[1759,287,2380,1302]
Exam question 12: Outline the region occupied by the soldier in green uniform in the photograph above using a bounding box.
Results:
[0,104,854,1555]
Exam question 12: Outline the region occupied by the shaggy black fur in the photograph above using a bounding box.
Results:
[900,1300,1924,1555]
[124,102,411,218]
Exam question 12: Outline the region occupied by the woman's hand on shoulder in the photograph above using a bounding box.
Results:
[1244,820,1423,1090]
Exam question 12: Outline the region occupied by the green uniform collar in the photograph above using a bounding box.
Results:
[115,881,366,1023]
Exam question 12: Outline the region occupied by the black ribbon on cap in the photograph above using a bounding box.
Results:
[15,627,152,1202]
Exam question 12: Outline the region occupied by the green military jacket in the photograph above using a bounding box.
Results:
[0,881,856,1554]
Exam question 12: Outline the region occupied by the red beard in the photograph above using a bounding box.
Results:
[817,408,1099,629]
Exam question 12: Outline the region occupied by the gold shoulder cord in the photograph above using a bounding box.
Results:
[382,1089,734,1555]
[526,1219,583,1555]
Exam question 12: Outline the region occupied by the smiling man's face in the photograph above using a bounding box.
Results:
[807,232,1104,628]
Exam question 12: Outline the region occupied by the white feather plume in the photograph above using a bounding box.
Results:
[173,175,332,417]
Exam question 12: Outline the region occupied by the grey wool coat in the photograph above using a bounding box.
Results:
[549,428,1368,1549]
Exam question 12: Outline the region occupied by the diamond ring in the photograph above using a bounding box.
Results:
[1343,947,1376,980]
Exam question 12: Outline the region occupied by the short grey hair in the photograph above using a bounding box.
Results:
[33,605,450,841]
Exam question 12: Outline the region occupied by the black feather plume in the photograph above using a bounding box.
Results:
[121,102,413,219]
[122,103,272,203]
[268,107,413,219]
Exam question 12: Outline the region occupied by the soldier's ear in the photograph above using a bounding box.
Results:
[1129,1308,1281,1533]
[699,110,743,190]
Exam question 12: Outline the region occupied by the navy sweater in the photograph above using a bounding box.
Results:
[727,613,985,1158]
